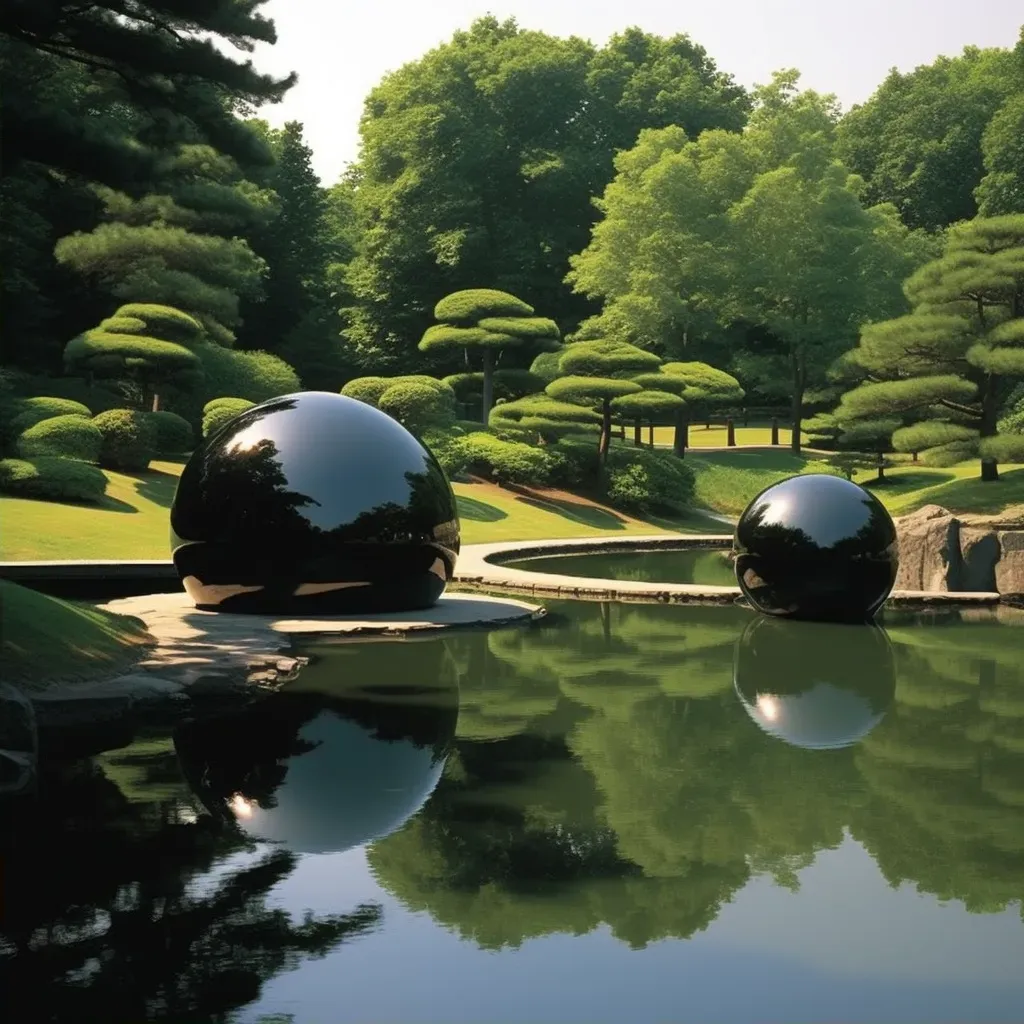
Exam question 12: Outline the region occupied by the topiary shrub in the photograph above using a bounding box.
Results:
[145,410,194,454]
[8,397,92,436]
[606,463,654,511]
[0,457,108,503]
[14,376,125,415]
[422,424,472,479]
[378,380,457,435]
[202,398,256,438]
[546,437,600,489]
[92,409,157,472]
[341,376,393,406]
[605,447,696,512]
[453,431,551,486]
[15,415,103,462]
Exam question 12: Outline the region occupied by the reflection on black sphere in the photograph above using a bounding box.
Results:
[173,679,458,855]
[733,615,895,750]
[170,391,461,614]
[733,473,898,623]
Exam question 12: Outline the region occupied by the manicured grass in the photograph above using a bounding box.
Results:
[0,579,154,688]
[854,462,1024,517]
[650,423,810,449]
[0,462,724,562]
[686,450,837,517]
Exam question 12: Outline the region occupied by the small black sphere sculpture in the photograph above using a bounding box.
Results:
[734,615,895,750]
[733,473,898,623]
[174,676,458,855]
[170,391,460,614]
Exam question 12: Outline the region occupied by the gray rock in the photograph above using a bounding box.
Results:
[996,530,1024,598]
[894,505,962,592]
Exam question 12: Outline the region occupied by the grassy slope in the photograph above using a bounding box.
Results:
[0,462,723,561]
[0,579,154,687]
[3,450,1022,561]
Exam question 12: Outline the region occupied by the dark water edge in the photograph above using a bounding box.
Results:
[2,601,1022,1024]
[507,548,738,586]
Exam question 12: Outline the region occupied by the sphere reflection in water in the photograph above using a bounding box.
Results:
[733,473,898,623]
[173,678,458,854]
[733,615,895,749]
[170,391,460,614]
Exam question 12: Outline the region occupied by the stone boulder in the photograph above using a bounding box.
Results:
[893,504,1024,597]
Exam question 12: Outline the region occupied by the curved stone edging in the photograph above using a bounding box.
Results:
[453,536,1003,608]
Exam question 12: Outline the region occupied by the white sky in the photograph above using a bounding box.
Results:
[248,1,1022,184]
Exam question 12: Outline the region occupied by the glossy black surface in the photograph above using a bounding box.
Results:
[174,674,458,855]
[733,615,895,749]
[170,391,460,613]
[733,473,898,622]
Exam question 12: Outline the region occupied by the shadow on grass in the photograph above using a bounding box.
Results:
[861,470,953,496]
[457,495,508,522]
[898,467,1024,516]
[688,450,813,472]
[136,468,182,509]
[516,495,627,530]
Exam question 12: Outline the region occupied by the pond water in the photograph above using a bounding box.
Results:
[507,547,737,587]
[2,601,1024,1023]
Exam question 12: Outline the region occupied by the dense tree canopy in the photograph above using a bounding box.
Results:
[342,17,751,368]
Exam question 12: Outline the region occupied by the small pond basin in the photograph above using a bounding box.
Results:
[507,546,737,587]
[2,600,1023,1023]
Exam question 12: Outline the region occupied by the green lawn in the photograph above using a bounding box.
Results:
[650,423,810,448]
[0,579,154,687]
[3,450,1022,562]
[0,464,723,562]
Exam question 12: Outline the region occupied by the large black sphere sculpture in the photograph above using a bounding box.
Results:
[734,615,895,749]
[733,473,898,623]
[170,391,460,614]
[174,677,458,855]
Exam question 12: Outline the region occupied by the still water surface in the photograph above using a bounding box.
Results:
[507,548,737,587]
[2,601,1023,1023]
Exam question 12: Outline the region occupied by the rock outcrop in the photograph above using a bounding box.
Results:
[894,504,1024,598]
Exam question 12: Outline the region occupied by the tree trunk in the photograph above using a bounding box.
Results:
[481,348,494,425]
[790,352,804,454]
[979,375,1000,482]
[599,398,612,467]
[151,392,161,413]
[771,418,779,446]
[674,412,688,457]
[726,418,735,447]
[648,423,654,447]
[633,419,642,446]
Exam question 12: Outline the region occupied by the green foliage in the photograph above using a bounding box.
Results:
[346,19,748,366]
[839,213,1024,477]
[453,432,552,486]
[341,376,394,406]
[8,397,92,436]
[547,375,642,404]
[530,351,564,384]
[999,387,1024,433]
[606,463,653,510]
[836,44,1019,229]
[144,411,194,454]
[378,381,457,434]
[558,340,661,378]
[202,398,256,438]
[421,325,504,350]
[112,304,204,344]
[490,394,601,441]
[434,290,534,322]
[605,446,696,511]
[611,390,685,419]
[421,426,472,479]
[16,415,103,462]
[976,93,1024,216]
[92,409,157,472]
[7,377,124,416]
[0,457,107,503]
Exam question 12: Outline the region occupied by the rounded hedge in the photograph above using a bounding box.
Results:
[453,431,551,486]
[202,397,256,438]
[0,457,108,503]
[378,380,456,434]
[15,414,103,462]
[9,397,92,436]
[145,410,194,454]
[93,409,158,472]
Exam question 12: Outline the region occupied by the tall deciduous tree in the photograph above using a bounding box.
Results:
[420,289,560,422]
[835,41,1019,231]
[837,215,1024,480]
[344,18,749,366]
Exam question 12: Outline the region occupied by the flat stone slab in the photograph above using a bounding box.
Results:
[454,536,1003,608]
